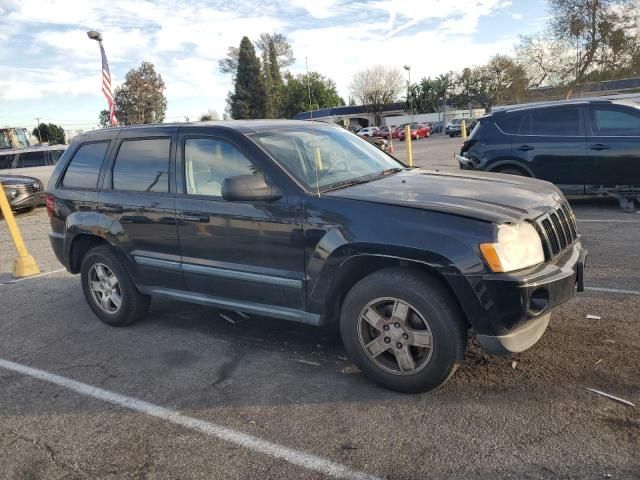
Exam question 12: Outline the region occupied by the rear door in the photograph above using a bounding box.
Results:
[510,106,587,193]
[585,105,640,188]
[98,128,182,290]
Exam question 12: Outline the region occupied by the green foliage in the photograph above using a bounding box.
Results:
[280,72,344,118]
[263,38,284,118]
[113,61,167,125]
[229,37,266,119]
[32,123,65,145]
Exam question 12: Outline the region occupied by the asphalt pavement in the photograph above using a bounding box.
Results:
[0,136,638,479]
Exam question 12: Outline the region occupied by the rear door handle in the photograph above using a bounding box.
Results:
[99,204,123,214]
[589,143,609,151]
[516,145,535,151]
[182,212,209,223]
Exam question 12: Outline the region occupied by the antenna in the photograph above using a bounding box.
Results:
[306,56,321,197]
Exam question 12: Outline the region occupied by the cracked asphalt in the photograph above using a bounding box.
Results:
[0,135,638,479]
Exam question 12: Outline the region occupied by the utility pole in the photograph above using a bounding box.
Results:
[34,117,42,143]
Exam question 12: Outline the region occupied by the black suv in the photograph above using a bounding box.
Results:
[47,121,586,393]
[457,98,640,195]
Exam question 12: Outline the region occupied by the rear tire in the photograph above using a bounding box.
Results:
[80,246,150,327]
[340,268,468,393]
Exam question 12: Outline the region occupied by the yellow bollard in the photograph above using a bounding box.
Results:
[405,125,413,167]
[0,183,40,277]
[461,119,467,141]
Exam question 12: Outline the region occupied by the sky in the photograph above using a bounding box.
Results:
[0,0,548,134]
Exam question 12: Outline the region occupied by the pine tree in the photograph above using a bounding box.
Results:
[264,39,283,118]
[230,37,265,119]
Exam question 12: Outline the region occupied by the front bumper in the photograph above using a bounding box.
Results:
[455,154,476,170]
[445,242,587,354]
[8,190,44,210]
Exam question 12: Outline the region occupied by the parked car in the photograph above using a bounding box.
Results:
[430,121,444,134]
[357,126,379,137]
[398,123,431,141]
[1,174,45,213]
[457,98,640,196]
[447,118,474,137]
[0,144,66,185]
[47,121,586,393]
[374,125,395,139]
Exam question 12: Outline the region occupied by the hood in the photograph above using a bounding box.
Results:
[0,175,41,186]
[325,168,564,224]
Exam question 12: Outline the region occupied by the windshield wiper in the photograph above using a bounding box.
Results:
[320,168,404,193]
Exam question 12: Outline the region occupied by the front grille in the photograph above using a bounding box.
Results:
[15,183,41,194]
[536,202,578,258]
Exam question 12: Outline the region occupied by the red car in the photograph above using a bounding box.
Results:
[398,123,431,141]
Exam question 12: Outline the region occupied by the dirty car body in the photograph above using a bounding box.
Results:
[46,120,586,392]
[1,174,45,211]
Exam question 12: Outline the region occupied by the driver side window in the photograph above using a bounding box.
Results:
[184,138,262,196]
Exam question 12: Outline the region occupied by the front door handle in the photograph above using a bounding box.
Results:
[182,212,209,223]
[99,204,123,214]
[516,144,535,151]
[589,143,609,151]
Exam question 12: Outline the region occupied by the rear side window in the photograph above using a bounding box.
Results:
[61,142,109,189]
[112,138,170,193]
[590,107,640,136]
[495,113,525,134]
[531,108,580,136]
[20,151,47,167]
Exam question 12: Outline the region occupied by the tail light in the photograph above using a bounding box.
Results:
[45,193,55,218]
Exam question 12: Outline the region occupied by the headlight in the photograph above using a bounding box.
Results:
[7,189,18,199]
[480,222,544,273]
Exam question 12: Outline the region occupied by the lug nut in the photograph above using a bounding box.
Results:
[384,337,391,343]
[396,342,403,348]
[402,333,409,340]
[383,325,390,331]
[394,322,400,328]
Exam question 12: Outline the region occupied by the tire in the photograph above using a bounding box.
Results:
[497,167,528,177]
[80,245,150,326]
[340,268,468,393]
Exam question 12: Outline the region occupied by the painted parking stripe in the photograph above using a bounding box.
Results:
[0,358,380,480]
[584,286,640,296]
[0,268,67,285]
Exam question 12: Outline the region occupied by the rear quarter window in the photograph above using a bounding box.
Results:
[61,141,109,189]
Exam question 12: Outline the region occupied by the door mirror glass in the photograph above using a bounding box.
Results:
[222,174,282,202]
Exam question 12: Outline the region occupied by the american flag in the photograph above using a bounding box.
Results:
[99,42,117,126]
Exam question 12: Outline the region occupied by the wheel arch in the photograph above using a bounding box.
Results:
[487,160,534,177]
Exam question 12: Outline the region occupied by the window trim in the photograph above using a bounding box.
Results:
[586,105,640,138]
[57,140,111,192]
[108,136,173,195]
[178,134,267,201]
[493,106,585,137]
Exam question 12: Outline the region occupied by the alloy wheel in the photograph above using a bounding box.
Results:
[88,263,122,314]
[357,297,434,375]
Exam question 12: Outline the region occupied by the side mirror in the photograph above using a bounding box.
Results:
[221,174,282,202]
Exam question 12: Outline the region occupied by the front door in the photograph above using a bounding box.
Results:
[585,105,640,188]
[98,128,182,291]
[175,134,305,312]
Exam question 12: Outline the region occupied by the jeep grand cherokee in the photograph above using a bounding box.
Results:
[47,120,586,393]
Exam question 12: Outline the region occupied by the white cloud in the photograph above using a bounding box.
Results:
[512,13,523,20]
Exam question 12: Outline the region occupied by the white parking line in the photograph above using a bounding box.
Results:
[584,286,640,296]
[0,358,380,480]
[0,268,67,285]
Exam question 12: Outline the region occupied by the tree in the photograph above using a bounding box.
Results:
[406,77,440,113]
[229,36,266,119]
[280,72,344,118]
[104,61,167,125]
[219,33,294,76]
[263,38,284,118]
[517,0,638,97]
[350,66,403,125]
[32,123,65,145]
[199,110,219,121]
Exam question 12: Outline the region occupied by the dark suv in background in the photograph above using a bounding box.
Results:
[457,98,640,195]
[47,121,586,393]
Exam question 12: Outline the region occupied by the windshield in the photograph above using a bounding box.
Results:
[251,126,403,192]
[0,132,10,149]
[14,129,30,148]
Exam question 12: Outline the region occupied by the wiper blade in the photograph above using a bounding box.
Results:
[320,176,374,193]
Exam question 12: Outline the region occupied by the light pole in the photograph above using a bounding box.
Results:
[403,65,412,123]
[87,30,117,127]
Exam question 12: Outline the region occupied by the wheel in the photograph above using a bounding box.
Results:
[340,268,468,393]
[81,246,150,326]
[497,167,528,177]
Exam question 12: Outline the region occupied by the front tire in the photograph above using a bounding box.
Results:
[340,268,468,393]
[81,246,150,326]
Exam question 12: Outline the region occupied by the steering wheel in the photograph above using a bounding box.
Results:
[318,152,348,179]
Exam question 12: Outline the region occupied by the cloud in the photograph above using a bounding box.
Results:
[1,0,521,126]
[512,13,523,20]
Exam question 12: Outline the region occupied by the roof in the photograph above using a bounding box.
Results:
[489,94,640,116]
[71,119,342,143]
[0,144,67,156]
[293,102,406,120]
